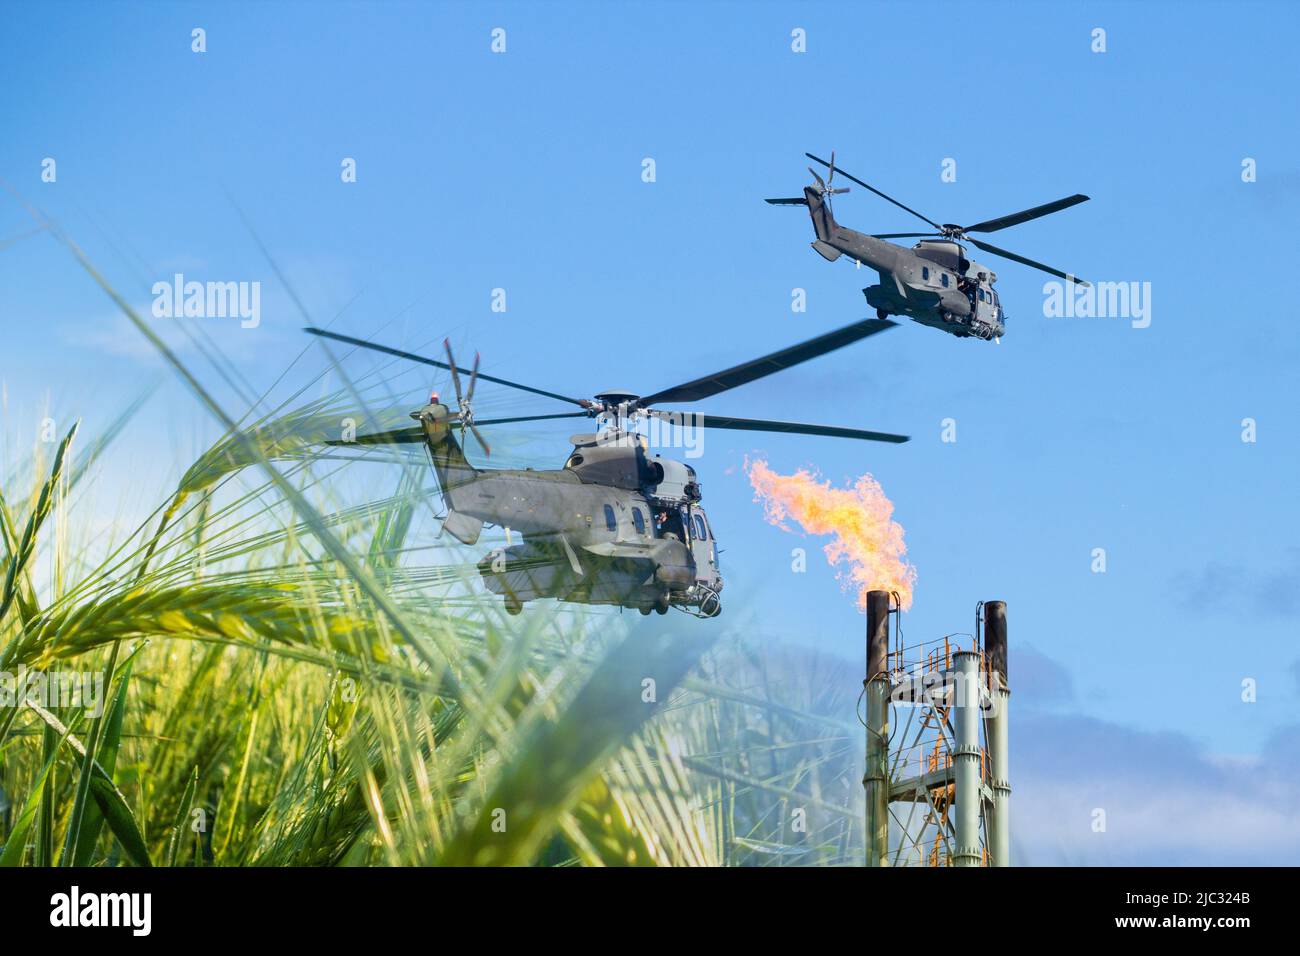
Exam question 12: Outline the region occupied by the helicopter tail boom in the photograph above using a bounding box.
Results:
[416,402,484,543]
[805,184,837,243]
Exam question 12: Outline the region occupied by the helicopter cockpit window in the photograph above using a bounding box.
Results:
[631,508,646,535]
[603,504,616,532]
[921,266,930,281]
[693,515,708,540]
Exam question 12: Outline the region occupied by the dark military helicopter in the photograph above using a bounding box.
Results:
[767,151,1090,341]
[305,319,908,617]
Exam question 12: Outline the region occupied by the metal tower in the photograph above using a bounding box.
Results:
[862,591,1010,867]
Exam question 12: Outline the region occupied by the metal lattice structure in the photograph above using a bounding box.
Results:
[863,593,1010,867]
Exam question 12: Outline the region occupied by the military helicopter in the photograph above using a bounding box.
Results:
[767,151,1090,341]
[305,318,908,617]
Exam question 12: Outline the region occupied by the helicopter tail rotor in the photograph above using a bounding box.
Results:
[443,338,492,457]
[806,149,850,202]
[768,150,849,242]
[768,150,848,208]
[824,149,850,196]
[463,350,492,456]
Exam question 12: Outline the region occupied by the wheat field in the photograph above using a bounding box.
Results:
[0,241,863,868]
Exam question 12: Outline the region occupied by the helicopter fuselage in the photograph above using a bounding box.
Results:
[418,403,722,616]
[805,186,1005,340]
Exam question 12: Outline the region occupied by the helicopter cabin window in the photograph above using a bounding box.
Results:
[693,515,708,540]
[921,266,930,281]
[631,508,646,536]
[603,504,616,532]
[941,273,949,288]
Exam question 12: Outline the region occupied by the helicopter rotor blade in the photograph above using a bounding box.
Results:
[648,409,909,444]
[966,238,1090,286]
[328,412,589,449]
[963,194,1090,234]
[444,338,464,405]
[324,426,426,447]
[466,350,481,404]
[806,152,943,231]
[442,339,468,447]
[472,411,589,427]
[870,232,938,240]
[336,413,591,460]
[639,317,897,406]
[303,327,589,407]
[765,197,809,206]
[468,423,492,457]
[807,166,826,190]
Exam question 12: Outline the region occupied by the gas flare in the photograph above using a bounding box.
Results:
[746,458,916,611]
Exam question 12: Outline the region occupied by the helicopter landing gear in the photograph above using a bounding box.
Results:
[504,595,523,616]
[638,606,652,616]
[654,594,670,615]
[875,307,889,320]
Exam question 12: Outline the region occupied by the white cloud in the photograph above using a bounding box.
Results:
[62,307,196,363]
[1010,704,1300,864]
[1016,776,1300,865]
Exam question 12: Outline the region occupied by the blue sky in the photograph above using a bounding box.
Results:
[2,1,1297,862]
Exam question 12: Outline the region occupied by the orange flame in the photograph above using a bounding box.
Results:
[746,457,916,611]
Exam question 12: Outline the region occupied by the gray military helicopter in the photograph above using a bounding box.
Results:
[767,151,1090,341]
[306,319,908,617]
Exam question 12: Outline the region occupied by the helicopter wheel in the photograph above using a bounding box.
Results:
[504,596,523,616]
[654,594,670,615]
[875,308,889,320]
[638,606,652,616]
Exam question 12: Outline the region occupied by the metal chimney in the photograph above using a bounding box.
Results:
[983,600,1010,866]
[863,590,891,866]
